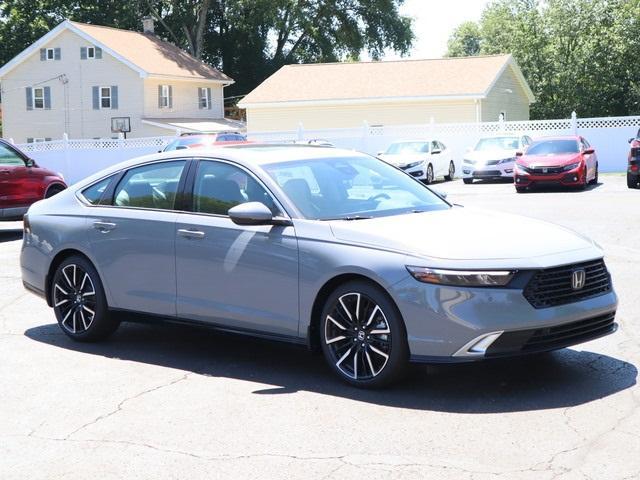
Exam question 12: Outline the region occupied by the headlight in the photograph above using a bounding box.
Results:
[406,266,515,287]
[499,157,515,164]
[563,162,581,171]
[515,163,528,174]
[463,158,475,165]
[406,161,422,168]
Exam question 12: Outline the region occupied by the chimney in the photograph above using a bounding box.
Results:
[142,16,155,35]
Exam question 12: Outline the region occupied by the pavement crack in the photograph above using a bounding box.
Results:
[64,373,192,440]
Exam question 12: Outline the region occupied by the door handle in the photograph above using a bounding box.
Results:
[93,221,117,232]
[0,170,10,175]
[177,228,205,239]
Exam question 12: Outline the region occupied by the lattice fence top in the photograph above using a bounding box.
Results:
[16,136,174,152]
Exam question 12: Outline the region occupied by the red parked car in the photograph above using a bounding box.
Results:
[627,134,640,189]
[0,139,66,220]
[514,135,598,193]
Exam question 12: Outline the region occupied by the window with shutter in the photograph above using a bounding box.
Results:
[100,87,112,109]
[46,48,54,60]
[198,88,208,109]
[26,87,33,110]
[87,47,95,59]
[32,87,45,109]
[159,85,170,108]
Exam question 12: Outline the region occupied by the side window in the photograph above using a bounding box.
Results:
[193,161,279,216]
[81,176,113,205]
[114,161,185,210]
[439,141,446,150]
[0,143,25,166]
[582,138,591,149]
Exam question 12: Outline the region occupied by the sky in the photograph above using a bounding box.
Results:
[383,0,491,60]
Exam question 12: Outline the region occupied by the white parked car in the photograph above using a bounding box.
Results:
[462,135,532,184]
[378,140,455,184]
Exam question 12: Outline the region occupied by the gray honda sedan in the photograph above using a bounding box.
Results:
[20,145,618,387]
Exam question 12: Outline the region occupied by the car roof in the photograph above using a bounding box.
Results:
[74,145,368,188]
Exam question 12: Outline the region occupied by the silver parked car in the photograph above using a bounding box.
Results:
[21,146,617,387]
[462,135,532,183]
[378,140,455,184]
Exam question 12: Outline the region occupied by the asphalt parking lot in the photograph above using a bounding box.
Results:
[1,174,639,480]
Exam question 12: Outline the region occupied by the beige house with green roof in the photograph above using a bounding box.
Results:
[239,55,535,132]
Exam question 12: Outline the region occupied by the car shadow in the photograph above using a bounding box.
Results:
[25,321,636,413]
[523,182,603,194]
[468,178,514,185]
[0,229,22,243]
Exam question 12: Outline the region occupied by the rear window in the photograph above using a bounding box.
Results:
[81,177,112,205]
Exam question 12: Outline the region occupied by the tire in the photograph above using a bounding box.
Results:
[444,161,455,181]
[319,280,409,388]
[627,173,639,189]
[463,178,473,185]
[515,186,527,193]
[577,166,588,191]
[424,163,434,184]
[45,184,65,198]
[589,163,598,185]
[51,255,119,342]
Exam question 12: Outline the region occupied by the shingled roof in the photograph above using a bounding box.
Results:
[239,55,533,107]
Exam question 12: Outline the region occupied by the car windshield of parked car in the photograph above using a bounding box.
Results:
[263,155,449,220]
[384,142,429,155]
[475,137,520,151]
[0,144,25,166]
[526,140,580,155]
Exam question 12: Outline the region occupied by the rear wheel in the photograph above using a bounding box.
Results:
[320,281,408,388]
[45,184,65,198]
[516,186,527,193]
[444,161,455,181]
[463,178,473,185]
[628,173,640,189]
[52,256,119,342]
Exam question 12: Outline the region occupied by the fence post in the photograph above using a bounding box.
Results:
[498,113,505,133]
[297,122,304,141]
[63,133,70,182]
[361,120,369,153]
[571,111,577,134]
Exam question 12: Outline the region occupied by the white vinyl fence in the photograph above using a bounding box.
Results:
[248,113,640,174]
[12,113,639,184]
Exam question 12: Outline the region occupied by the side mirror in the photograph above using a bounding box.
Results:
[584,148,595,155]
[25,158,36,167]
[629,138,635,144]
[377,151,384,156]
[431,149,441,155]
[228,202,291,226]
[515,151,523,157]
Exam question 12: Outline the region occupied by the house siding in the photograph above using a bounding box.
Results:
[143,79,224,119]
[481,65,530,122]
[246,100,478,132]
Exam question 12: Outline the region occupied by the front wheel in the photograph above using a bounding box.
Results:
[628,172,639,189]
[463,178,473,185]
[589,163,598,185]
[52,255,119,342]
[444,161,455,181]
[320,281,408,388]
[424,163,434,184]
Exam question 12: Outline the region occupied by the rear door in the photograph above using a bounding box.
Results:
[86,159,188,316]
[174,159,299,337]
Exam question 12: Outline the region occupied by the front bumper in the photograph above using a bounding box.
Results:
[462,162,514,179]
[389,276,618,363]
[515,165,584,187]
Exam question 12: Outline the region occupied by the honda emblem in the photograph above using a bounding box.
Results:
[571,269,586,290]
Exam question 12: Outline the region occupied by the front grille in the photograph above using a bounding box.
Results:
[523,259,612,308]
[485,160,500,166]
[486,311,616,356]
[473,170,501,177]
[524,165,564,175]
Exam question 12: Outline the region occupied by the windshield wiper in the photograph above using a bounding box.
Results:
[323,215,373,221]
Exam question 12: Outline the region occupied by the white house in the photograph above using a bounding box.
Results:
[239,55,535,132]
[0,18,240,142]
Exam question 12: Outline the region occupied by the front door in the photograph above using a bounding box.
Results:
[175,159,299,337]
[86,159,187,316]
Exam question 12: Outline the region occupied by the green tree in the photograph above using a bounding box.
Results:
[446,21,481,57]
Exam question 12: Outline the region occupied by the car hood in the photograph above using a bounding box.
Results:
[465,149,516,163]
[328,207,601,269]
[378,153,426,166]
[519,153,581,167]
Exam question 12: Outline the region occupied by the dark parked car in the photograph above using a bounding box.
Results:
[627,134,640,189]
[0,139,66,220]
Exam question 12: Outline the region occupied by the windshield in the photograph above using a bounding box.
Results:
[474,137,519,151]
[526,139,579,155]
[263,155,449,220]
[384,142,429,155]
